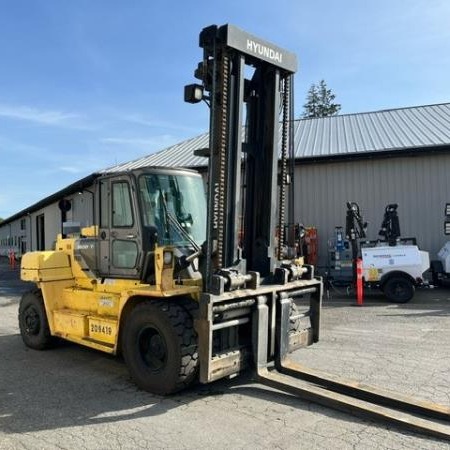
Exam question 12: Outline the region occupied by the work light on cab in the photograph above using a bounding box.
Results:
[184,84,204,103]
[163,250,173,267]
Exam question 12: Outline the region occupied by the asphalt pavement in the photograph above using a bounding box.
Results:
[0,256,449,449]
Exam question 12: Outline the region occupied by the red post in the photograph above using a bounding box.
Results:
[9,250,16,269]
[356,257,364,305]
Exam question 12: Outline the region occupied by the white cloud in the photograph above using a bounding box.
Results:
[0,104,77,124]
[0,104,94,129]
[100,135,177,147]
[58,166,85,174]
[121,113,202,134]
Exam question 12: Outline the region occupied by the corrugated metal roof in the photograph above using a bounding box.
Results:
[295,103,450,158]
[103,133,210,172]
[105,102,450,172]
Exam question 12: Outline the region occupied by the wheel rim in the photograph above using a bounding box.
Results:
[24,305,41,335]
[138,326,168,372]
[390,281,408,300]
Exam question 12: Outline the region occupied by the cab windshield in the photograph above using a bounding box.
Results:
[139,173,206,247]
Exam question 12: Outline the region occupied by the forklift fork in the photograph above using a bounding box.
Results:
[253,293,450,441]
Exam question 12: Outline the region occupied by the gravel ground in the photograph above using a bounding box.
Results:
[0,257,449,449]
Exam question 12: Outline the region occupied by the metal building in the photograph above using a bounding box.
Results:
[1,103,450,268]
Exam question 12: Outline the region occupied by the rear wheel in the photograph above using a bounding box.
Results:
[18,290,55,350]
[430,260,443,286]
[121,300,198,395]
[383,276,415,303]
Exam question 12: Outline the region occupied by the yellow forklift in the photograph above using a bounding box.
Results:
[18,24,450,439]
[20,24,321,395]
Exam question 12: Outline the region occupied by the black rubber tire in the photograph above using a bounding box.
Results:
[383,276,415,303]
[18,290,55,350]
[431,270,440,287]
[121,300,198,395]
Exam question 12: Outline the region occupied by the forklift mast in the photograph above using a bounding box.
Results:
[185,24,298,293]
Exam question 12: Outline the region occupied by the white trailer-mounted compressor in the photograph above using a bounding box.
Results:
[328,203,430,302]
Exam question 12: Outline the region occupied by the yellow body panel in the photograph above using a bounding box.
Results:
[21,251,73,282]
[25,234,201,354]
[154,247,175,290]
[53,310,88,337]
[81,225,98,237]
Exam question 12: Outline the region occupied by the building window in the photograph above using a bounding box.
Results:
[36,214,45,250]
[20,237,26,254]
[20,218,26,230]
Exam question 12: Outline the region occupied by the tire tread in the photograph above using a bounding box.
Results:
[122,299,198,394]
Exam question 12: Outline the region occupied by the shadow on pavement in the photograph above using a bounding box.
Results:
[0,331,378,436]
[0,257,32,297]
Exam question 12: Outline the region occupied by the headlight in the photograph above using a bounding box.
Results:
[163,250,173,267]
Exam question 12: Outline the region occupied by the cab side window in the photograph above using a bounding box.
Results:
[111,181,137,269]
[112,182,133,227]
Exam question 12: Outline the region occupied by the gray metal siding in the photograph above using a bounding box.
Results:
[1,152,449,269]
[294,152,450,269]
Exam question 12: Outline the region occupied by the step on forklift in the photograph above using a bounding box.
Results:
[18,25,450,439]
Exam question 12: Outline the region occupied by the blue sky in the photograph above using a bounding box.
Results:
[0,0,449,219]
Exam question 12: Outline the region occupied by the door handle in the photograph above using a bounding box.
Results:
[126,234,137,239]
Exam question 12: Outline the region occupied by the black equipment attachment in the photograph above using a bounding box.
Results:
[379,203,401,245]
[345,202,367,284]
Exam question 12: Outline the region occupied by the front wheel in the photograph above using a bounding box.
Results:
[18,290,55,350]
[121,300,198,395]
[383,276,415,303]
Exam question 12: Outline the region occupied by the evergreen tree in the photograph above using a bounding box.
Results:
[302,80,341,118]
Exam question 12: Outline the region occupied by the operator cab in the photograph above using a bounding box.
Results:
[75,167,206,281]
